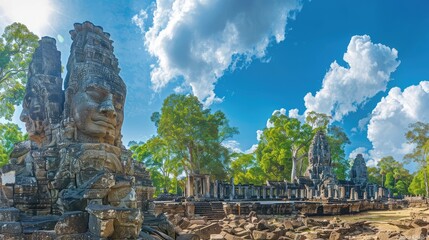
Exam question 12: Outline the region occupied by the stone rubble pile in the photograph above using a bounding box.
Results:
[162,210,429,240]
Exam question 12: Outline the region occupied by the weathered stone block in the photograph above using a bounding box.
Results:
[86,204,116,220]
[0,208,20,221]
[193,223,222,240]
[210,234,225,240]
[54,211,88,235]
[0,221,22,234]
[111,208,143,239]
[83,189,109,199]
[88,214,114,238]
[31,230,57,240]
[0,233,24,240]
[252,230,267,240]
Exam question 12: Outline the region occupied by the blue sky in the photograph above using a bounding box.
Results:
[1,0,429,169]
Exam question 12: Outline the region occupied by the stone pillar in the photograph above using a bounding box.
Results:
[363,191,368,200]
[244,185,249,199]
[186,175,194,197]
[185,202,195,218]
[262,187,267,199]
[256,187,260,199]
[350,188,355,200]
[288,189,292,199]
[340,187,346,199]
[307,188,313,199]
[300,189,306,199]
[328,186,333,199]
[219,182,224,199]
[230,178,235,200]
[269,187,273,199]
[354,191,359,200]
[213,180,218,199]
[204,175,211,198]
[378,187,384,199]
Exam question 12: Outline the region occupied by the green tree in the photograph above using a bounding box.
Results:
[367,166,382,185]
[306,111,331,130]
[230,153,266,185]
[0,123,27,167]
[327,126,350,180]
[377,156,398,187]
[154,94,238,179]
[256,112,313,182]
[395,180,408,196]
[130,136,182,195]
[377,156,412,195]
[404,122,429,196]
[384,172,395,191]
[0,23,38,120]
[409,168,427,196]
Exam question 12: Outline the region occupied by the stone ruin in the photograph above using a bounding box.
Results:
[0,22,174,239]
[185,131,387,202]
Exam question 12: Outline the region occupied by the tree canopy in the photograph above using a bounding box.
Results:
[130,94,238,194]
[0,123,27,167]
[0,22,39,120]
[404,122,429,196]
[256,112,313,182]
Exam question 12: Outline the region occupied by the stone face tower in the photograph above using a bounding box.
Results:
[306,131,333,182]
[0,22,156,239]
[351,153,368,186]
[20,36,63,146]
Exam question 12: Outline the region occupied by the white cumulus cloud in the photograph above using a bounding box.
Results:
[304,35,400,121]
[222,140,242,153]
[367,81,429,166]
[348,147,370,162]
[141,0,303,106]
[132,9,149,33]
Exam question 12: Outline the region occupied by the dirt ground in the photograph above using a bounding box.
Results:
[313,207,429,222]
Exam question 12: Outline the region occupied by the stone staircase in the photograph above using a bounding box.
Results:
[194,201,225,220]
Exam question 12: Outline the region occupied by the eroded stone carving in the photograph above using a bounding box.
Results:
[0,22,158,239]
[351,153,368,186]
[306,131,333,182]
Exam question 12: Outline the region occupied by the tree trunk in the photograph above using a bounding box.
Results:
[424,168,429,197]
[188,144,195,174]
[291,157,297,182]
[381,174,384,187]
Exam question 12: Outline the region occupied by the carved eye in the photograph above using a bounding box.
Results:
[114,97,123,111]
[85,87,106,101]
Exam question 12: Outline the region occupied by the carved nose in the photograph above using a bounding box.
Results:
[99,95,117,118]
[20,109,29,122]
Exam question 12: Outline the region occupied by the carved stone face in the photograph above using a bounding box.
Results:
[70,74,124,145]
[20,87,45,144]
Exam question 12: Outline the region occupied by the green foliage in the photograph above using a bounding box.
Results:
[395,180,407,195]
[130,93,238,195]
[327,126,350,180]
[256,112,313,181]
[404,122,429,196]
[154,94,238,179]
[367,167,382,185]
[409,168,427,196]
[384,172,395,190]
[130,136,183,195]
[0,123,27,167]
[230,153,266,185]
[306,111,331,130]
[376,156,412,195]
[0,23,38,120]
